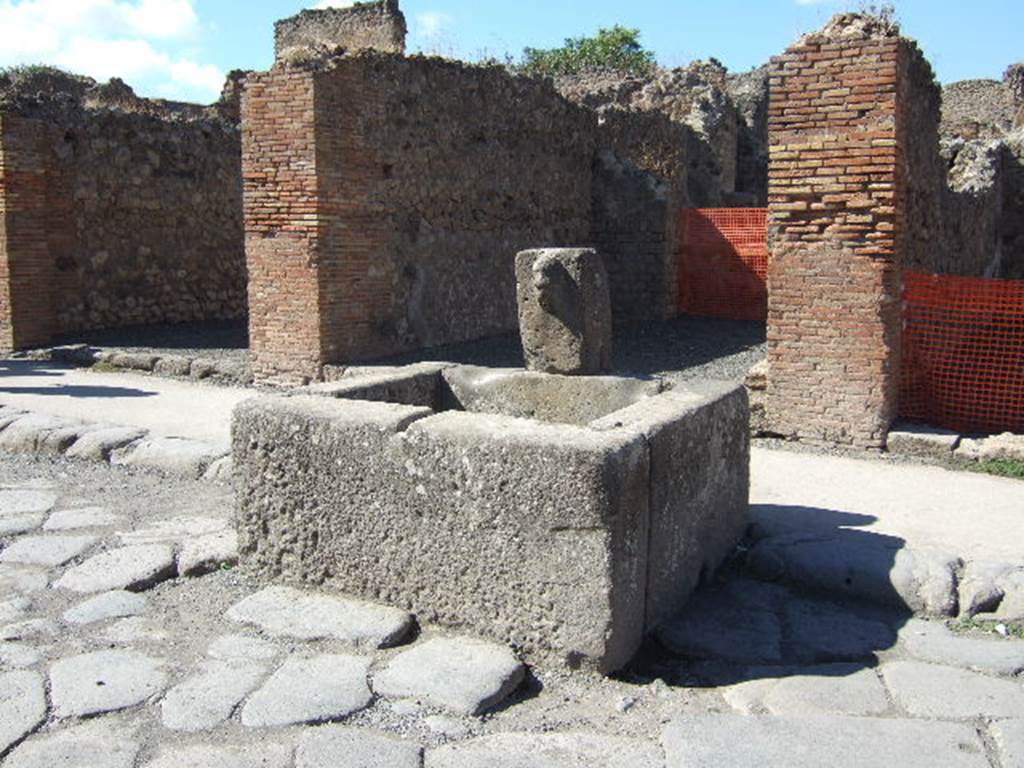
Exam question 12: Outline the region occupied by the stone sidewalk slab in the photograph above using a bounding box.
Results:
[898,619,1024,676]
[881,661,1024,719]
[426,732,665,768]
[296,726,422,768]
[662,714,988,767]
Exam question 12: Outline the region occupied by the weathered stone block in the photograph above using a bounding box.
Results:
[233,365,750,673]
[516,249,613,375]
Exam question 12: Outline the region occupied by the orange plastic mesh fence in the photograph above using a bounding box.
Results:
[678,208,768,322]
[900,271,1024,434]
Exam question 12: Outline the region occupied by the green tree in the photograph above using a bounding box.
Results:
[518,25,656,78]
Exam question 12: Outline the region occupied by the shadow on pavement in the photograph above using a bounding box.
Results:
[0,361,158,399]
[627,503,911,688]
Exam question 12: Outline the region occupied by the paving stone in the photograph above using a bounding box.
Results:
[112,437,226,478]
[882,661,1024,719]
[241,654,373,728]
[991,720,1024,768]
[0,535,98,567]
[0,619,59,641]
[178,529,238,576]
[761,665,889,716]
[0,565,49,596]
[5,720,140,768]
[0,490,57,517]
[119,516,228,546]
[49,649,167,717]
[0,670,47,756]
[101,617,168,644]
[63,591,148,625]
[374,637,525,715]
[296,725,422,768]
[785,599,896,662]
[425,732,664,768]
[0,596,31,624]
[0,514,44,536]
[144,743,293,768]
[656,581,785,664]
[227,586,413,649]
[898,619,1024,675]
[161,659,268,732]
[662,715,988,767]
[43,507,121,531]
[207,634,279,661]
[54,544,176,593]
[65,427,146,462]
[0,642,41,670]
[886,424,960,458]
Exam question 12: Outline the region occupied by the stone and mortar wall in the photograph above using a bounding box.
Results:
[555,61,769,206]
[766,16,912,448]
[939,65,1024,279]
[0,71,245,350]
[274,0,407,60]
[244,54,682,381]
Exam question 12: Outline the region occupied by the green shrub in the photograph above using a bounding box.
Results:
[518,25,656,78]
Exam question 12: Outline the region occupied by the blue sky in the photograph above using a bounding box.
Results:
[1,0,1020,104]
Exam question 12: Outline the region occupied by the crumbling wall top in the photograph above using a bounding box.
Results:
[274,0,407,61]
[0,66,240,127]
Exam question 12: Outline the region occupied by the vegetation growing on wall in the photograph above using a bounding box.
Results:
[518,26,656,78]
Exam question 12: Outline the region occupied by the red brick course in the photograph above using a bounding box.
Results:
[766,32,923,448]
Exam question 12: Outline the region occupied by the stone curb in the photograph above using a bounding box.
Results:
[0,404,230,483]
[745,529,1024,622]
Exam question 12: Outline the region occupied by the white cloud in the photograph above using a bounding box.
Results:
[415,11,453,39]
[0,0,222,102]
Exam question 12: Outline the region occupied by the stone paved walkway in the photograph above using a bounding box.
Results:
[1,454,1022,768]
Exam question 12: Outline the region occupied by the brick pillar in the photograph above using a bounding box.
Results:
[0,115,57,352]
[242,62,395,383]
[242,69,324,382]
[766,25,910,448]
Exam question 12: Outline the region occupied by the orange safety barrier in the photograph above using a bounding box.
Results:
[900,271,1024,434]
[678,208,768,322]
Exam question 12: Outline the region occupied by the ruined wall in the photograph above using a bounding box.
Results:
[555,61,762,206]
[274,0,406,60]
[0,70,245,348]
[939,64,1024,279]
[244,55,597,380]
[766,16,908,448]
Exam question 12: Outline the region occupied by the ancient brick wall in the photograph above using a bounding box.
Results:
[243,55,600,380]
[0,71,245,349]
[766,17,909,448]
[0,116,57,350]
[275,0,406,60]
